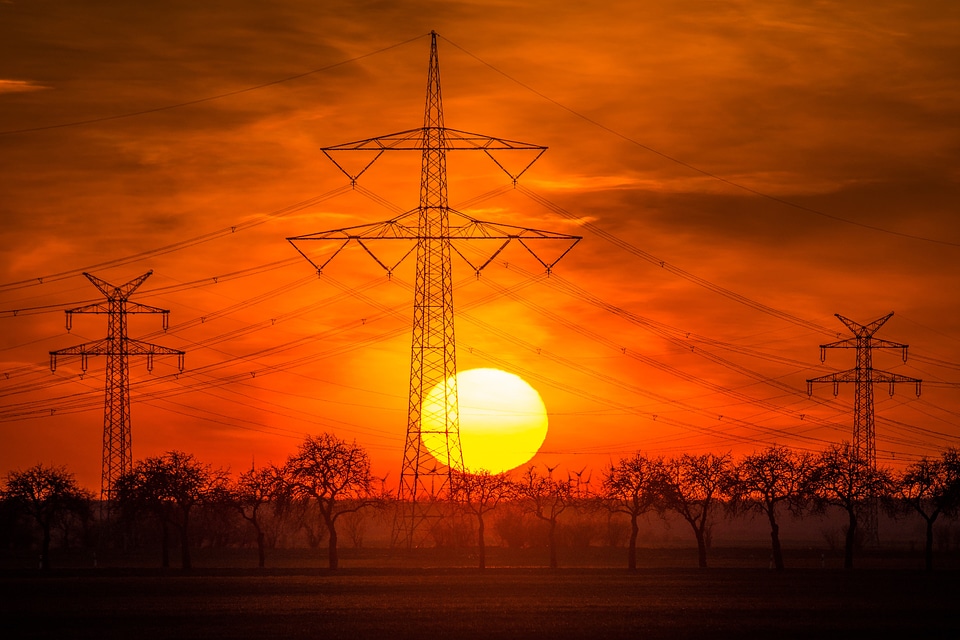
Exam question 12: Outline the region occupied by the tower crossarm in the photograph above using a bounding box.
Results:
[122,339,185,372]
[83,270,153,299]
[65,301,171,329]
[818,336,910,363]
[50,338,184,372]
[50,339,108,360]
[322,127,547,185]
[870,370,922,396]
[806,368,922,397]
[63,271,171,331]
[837,311,892,337]
[288,207,580,276]
[322,127,546,152]
[64,301,113,316]
[869,338,910,361]
[818,336,858,350]
[823,337,909,350]
[121,301,171,315]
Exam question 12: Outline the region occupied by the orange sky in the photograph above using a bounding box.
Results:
[2,1,959,492]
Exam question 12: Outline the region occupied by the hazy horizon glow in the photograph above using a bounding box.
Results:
[2,1,959,492]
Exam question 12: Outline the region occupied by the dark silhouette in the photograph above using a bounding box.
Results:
[894,448,960,570]
[450,469,513,569]
[513,465,573,569]
[2,464,91,569]
[229,463,287,569]
[115,451,227,570]
[663,453,732,568]
[808,443,891,570]
[729,446,812,571]
[601,452,667,570]
[49,271,184,505]
[6,442,960,572]
[806,312,921,545]
[284,433,379,570]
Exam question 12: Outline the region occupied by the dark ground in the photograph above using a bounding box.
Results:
[2,547,959,640]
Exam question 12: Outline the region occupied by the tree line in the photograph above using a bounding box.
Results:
[3,435,959,572]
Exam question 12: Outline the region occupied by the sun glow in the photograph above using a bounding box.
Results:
[421,368,549,474]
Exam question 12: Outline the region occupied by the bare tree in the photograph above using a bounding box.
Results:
[285,433,379,570]
[601,452,667,570]
[450,469,513,569]
[2,464,92,570]
[493,502,530,549]
[230,464,287,569]
[663,453,732,568]
[513,465,573,569]
[729,446,812,571]
[894,448,960,571]
[339,508,369,549]
[808,443,891,570]
[115,451,227,570]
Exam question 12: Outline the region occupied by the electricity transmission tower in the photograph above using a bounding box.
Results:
[50,271,184,503]
[806,312,921,541]
[289,32,580,546]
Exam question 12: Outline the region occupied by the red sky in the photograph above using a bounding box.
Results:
[2,0,959,492]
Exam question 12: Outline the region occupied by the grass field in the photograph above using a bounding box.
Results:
[3,551,959,639]
[4,542,959,571]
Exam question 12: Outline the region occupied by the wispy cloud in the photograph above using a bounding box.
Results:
[0,79,48,94]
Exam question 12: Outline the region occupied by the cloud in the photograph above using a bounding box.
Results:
[0,79,48,94]
[1,0,959,490]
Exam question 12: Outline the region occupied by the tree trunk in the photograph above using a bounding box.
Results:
[478,514,486,570]
[768,511,784,571]
[925,517,935,572]
[40,523,52,570]
[160,519,170,569]
[327,520,339,570]
[548,520,558,569]
[695,529,708,569]
[180,518,192,571]
[844,511,856,570]
[257,530,266,569]
[628,516,639,571]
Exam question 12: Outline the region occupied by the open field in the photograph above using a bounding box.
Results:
[4,542,960,572]
[3,558,959,639]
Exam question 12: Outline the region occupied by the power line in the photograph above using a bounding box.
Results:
[4,29,958,465]
[0,34,430,136]
[518,185,834,336]
[0,187,352,292]
[302,185,954,457]
[286,32,581,546]
[439,35,960,249]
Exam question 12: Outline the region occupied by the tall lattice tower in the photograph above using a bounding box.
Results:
[50,271,184,502]
[289,32,580,545]
[807,312,921,540]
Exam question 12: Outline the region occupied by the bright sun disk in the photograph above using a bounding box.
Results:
[421,368,549,474]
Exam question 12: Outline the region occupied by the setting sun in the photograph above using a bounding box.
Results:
[421,368,549,474]
[1,4,958,635]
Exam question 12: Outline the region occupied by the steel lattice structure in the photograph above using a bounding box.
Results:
[289,32,580,546]
[50,271,184,502]
[806,312,921,541]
